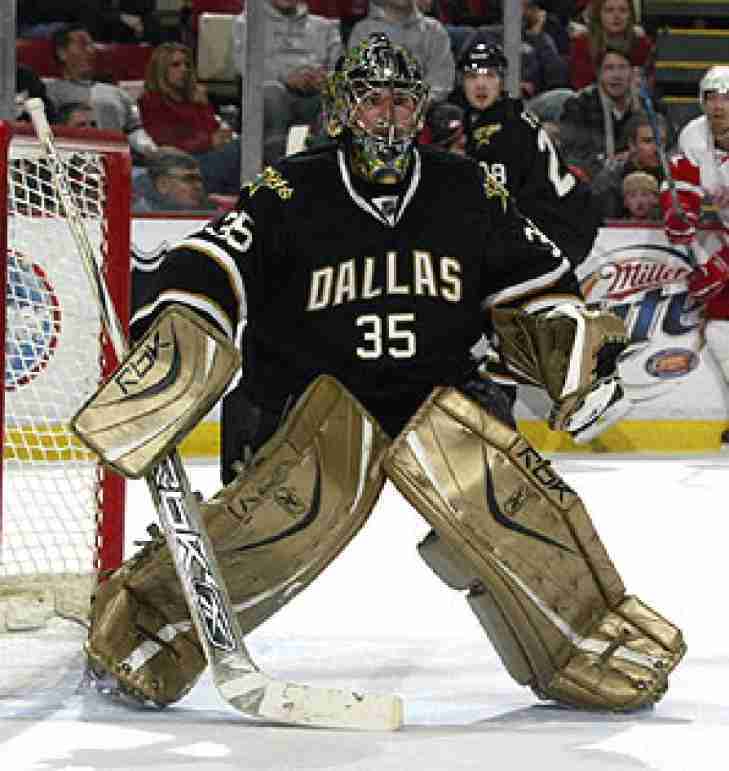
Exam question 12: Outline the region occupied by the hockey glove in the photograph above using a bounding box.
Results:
[687,246,729,302]
[664,207,698,245]
[491,303,629,434]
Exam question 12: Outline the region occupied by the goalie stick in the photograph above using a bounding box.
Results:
[637,75,698,268]
[25,98,403,731]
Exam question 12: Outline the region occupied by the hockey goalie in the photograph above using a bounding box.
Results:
[74,34,686,714]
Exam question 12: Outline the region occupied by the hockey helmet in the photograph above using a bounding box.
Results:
[323,34,429,184]
[458,41,508,77]
[699,65,729,103]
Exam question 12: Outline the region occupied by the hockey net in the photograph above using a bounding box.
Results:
[0,121,130,636]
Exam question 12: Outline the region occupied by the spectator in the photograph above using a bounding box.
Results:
[17,1,160,44]
[425,101,466,153]
[621,170,659,220]
[139,42,241,195]
[45,24,159,163]
[559,47,641,181]
[132,150,218,212]
[569,0,654,90]
[590,111,668,218]
[659,66,729,446]
[56,101,97,128]
[348,0,455,103]
[523,0,570,60]
[232,0,342,165]
[453,20,568,100]
[16,64,58,124]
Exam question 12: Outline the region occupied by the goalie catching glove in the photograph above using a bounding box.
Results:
[491,303,629,436]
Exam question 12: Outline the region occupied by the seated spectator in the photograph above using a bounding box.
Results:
[454,20,568,100]
[45,24,159,163]
[17,1,160,44]
[16,64,58,124]
[559,47,641,181]
[621,170,660,220]
[56,101,97,128]
[139,42,241,195]
[523,0,570,60]
[132,150,218,212]
[232,0,342,165]
[348,0,455,103]
[590,111,668,219]
[569,0,654,90]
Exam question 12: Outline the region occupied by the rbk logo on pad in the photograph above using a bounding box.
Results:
[484,451,574,553]
[114,322,180,398]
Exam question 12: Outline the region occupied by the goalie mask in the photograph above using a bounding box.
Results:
[323,34,429,184]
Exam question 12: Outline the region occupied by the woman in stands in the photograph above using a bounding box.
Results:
[139,42,241,194]
[569,0,654,90]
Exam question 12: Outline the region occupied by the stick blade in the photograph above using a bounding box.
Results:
[218,673,403,730]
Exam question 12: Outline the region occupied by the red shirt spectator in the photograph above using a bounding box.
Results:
[139,42,231,155]
[569,0,653,90]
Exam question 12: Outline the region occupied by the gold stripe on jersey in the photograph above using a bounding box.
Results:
[175,236,246,316]
[519,294,585,315]
[132,290,235,341]
[481,259,571,309]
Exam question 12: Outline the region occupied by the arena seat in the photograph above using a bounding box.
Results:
[16,38,59,78]
[17,39,155,83]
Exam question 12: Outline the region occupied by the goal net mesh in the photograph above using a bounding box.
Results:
[1,124,129,634]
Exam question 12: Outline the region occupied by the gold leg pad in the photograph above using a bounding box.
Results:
[87,376,388,705]
[387,387,686,711]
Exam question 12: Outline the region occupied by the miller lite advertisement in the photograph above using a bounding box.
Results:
[575,226,728,423]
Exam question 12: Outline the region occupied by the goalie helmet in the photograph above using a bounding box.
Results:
[323,34,429,184]
[699,65,729,103]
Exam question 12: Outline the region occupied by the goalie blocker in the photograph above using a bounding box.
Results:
[81,305,684,711]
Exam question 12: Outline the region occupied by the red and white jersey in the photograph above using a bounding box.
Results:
[661,115,729,230]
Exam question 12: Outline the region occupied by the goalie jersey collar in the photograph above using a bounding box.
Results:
[336,146,422,228]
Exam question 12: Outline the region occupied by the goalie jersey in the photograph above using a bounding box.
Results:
[131,143,578,436]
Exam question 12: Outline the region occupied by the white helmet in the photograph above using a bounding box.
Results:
[699,65,729,103]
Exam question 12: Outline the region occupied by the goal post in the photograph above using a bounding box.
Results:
[0,121,130,633]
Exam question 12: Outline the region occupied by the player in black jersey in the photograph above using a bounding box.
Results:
[449,40,604,419]
[452,41,601,270]
[85,34,685,713]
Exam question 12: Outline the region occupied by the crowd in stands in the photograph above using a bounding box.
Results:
[10,0,727,228]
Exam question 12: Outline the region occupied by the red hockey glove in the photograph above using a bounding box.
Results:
[687,246,729,302]
[664,207,698,245]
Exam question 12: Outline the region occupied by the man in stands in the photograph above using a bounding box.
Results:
[348,0,455,103]
[591,111,668,219]
[660,65,729,447]
[559,47,641,181]
[46,24,159,164]
[56,101,96,128]
[232,0,342,164]
[132,150,218,213]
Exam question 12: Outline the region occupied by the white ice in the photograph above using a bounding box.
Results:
[1,454,728,771]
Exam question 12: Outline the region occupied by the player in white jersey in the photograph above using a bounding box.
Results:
[661,65,729,445]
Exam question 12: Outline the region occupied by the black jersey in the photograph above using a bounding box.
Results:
[132,143,577,436]
[462,97,602,266]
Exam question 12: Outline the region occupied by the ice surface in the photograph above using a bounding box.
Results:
[1,455,727,770]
